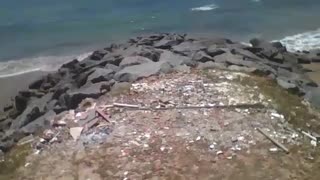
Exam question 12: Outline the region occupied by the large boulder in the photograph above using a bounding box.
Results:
[90,49,108,61]
[172,41,206,56]
[63,82,113,109]
[14,95,29,113]
[197,61,227,70]
[10,93,52,129]
[74,70,95,87]
[249,38,285,58]
[159,50,190,67]
[276,77,302,95]
[21,110,55,135]
[205,46,226,57]
[114,62,173,82]
[87,68,115,83]
[119,56,153,68]
[60,59,82,72]
[154,34,185,49]
[136,34,166,46]
[10,106,43,129]
[214,52,256,67]
[131,46,162,62]
[29,78,44,90]
[192,51,214,62]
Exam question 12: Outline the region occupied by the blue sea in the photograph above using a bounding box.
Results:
[1,0,320,77]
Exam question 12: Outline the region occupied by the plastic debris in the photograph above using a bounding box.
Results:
[70,127,84,140]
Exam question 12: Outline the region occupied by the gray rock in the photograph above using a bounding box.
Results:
[14,95,29,113]
[67,82,112,109]
[110,82,131,95]
[61,59,80,70]
[105,64,121,72]
[90,49,108,61]
[198,37,233,47]
[276,77,302,95]
[87,68,115,84]
[0,118,12,131]
[120,56,153,68]
[271,53,284,64]
[136,34,165,45]
[3,104,13,112]
[100,54,123,66]
[154,34,185,49]
[133,47,161,62]
[114,62,173,82]
[159,50,190,66]
[228,65,258,73]
[249,38,281,58]
[174,65,191,72]
[192,51,214,62]
[19,90,45,98]
[172,41,206,56]
[75,69,95,87]
[154,39,181,49]
[21,110,55,134]
[197,62,227,70]
[11,106,43,129]
[45,99,58,112]
[29,78,44,90]
[214,52,256,67]
[230,48,263,61]
[0,138,14,152]
[206,46,226,57]
[52,83,72,100]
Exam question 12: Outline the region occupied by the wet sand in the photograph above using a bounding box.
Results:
[304,63,320,84]
[0,71,47,111]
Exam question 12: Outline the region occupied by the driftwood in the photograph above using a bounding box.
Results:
[257,128,289,154]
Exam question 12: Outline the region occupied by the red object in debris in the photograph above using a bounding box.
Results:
[83,118,99,132]
[95,108,110,122]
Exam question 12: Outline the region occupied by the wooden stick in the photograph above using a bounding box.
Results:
[257,128,289,154]
[113,103,140,108]
[302,131,317,141]
[125,103,265,111]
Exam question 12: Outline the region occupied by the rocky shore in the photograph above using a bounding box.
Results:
[1,33,320,153]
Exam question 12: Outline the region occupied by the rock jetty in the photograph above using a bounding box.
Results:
[1,33,319,152]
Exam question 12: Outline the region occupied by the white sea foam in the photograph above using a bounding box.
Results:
[279,29,320,52]
[0,51,91,78]
[191,4,219,11]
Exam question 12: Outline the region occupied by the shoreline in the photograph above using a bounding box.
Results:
[0,70,47,111]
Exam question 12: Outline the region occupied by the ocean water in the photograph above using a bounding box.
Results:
[1,0,320,77]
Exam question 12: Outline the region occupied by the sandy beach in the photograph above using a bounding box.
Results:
[0,71,47,111]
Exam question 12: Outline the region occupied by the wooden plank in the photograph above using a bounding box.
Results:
[95,108,110,122]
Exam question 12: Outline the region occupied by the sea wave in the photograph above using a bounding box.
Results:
[0,52,91,78]
[279,29,320,52]
[191,4,219,11]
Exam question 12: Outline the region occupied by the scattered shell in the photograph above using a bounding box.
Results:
[216,151,224,155]
[269,147,278,152]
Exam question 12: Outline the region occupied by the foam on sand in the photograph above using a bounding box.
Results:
[279,29,320,52]
[191,4,219,11]
[0,52,91,78]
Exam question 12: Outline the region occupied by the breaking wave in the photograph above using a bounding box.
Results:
[279,29,320,52]
[0,52,91,78]
[191,4,219,11]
